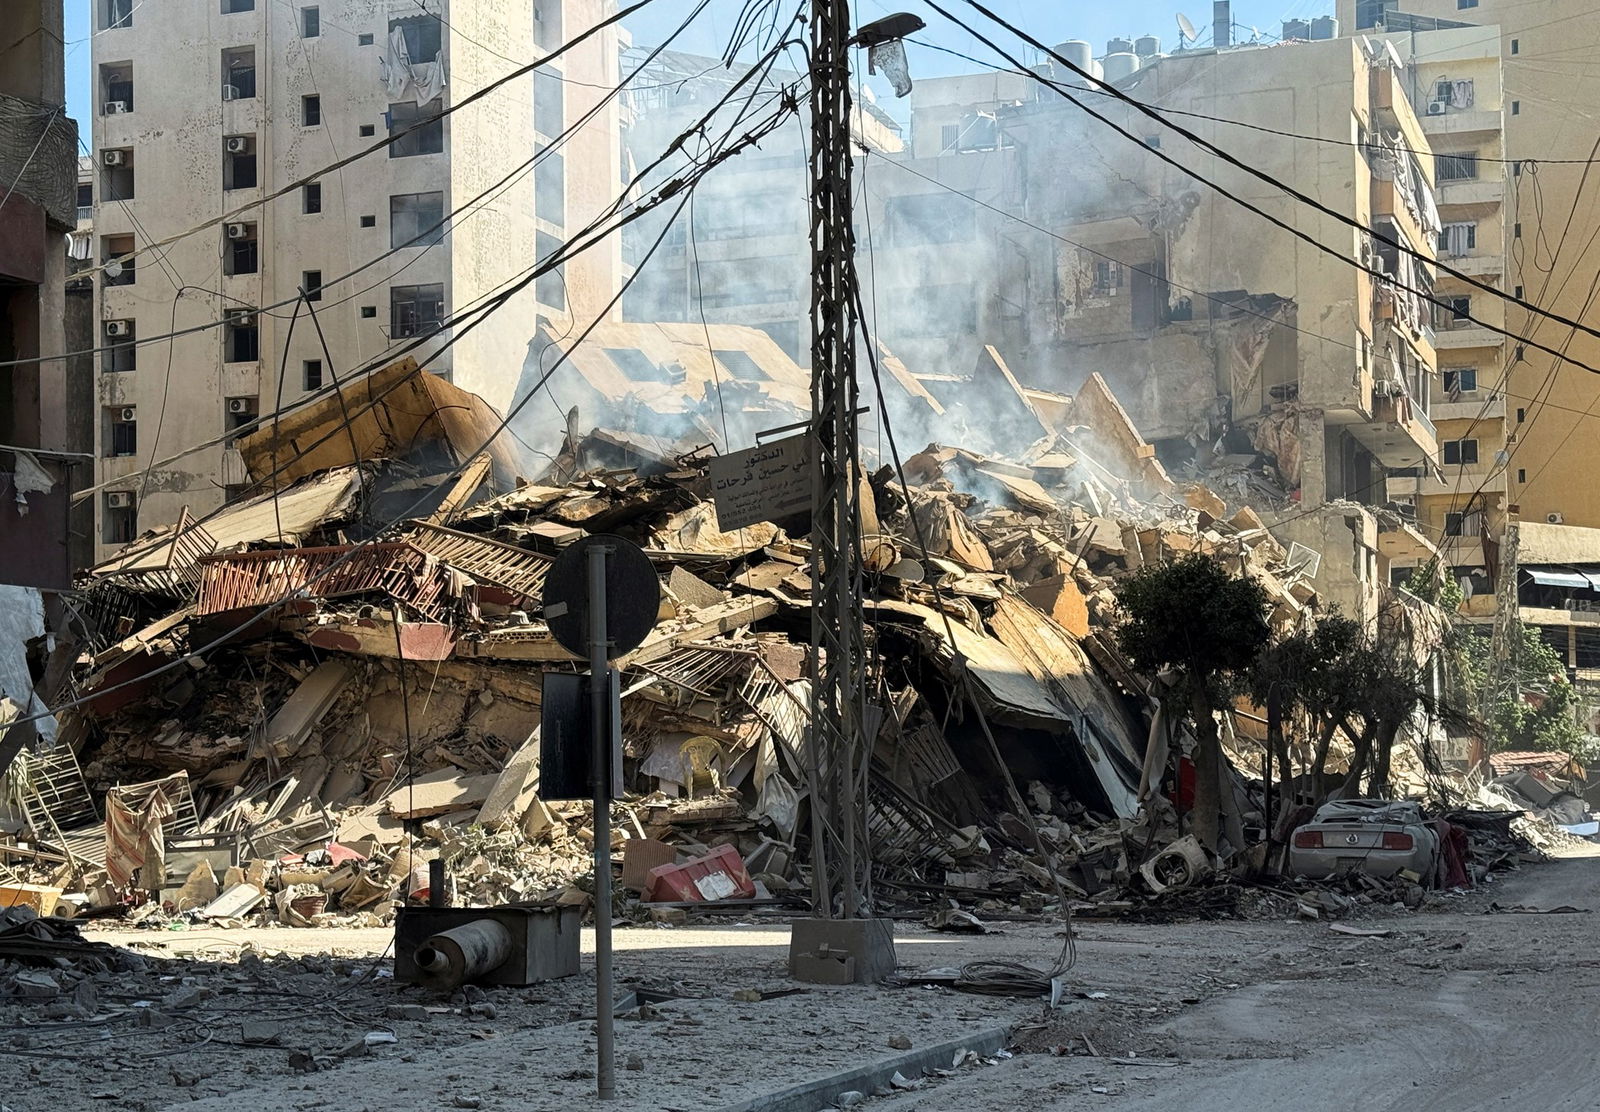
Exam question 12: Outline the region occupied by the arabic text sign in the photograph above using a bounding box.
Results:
[708,434,812,532]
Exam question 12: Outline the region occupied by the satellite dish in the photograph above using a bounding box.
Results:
[1176,12,1197,45]
[104,259,124,279]
[1248,25,1261,42]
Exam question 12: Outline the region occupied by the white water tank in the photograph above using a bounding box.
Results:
[1055,40,1093,73]
[1310,15,1339,38]
[1102,52,1141,81]
[1135,35,1162,56]
[1107,37,1136,55]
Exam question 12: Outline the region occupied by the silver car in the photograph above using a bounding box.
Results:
[1290,799,1440,882]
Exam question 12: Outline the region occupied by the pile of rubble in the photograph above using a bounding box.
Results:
[0,355,1480,930]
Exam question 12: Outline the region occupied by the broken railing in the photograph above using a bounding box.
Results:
[194,541,475,624]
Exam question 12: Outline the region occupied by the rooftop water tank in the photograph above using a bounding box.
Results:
[1282,18,1310,40]
[1102,52,1141,81]
[1135,35,1162,56]
[1107,37,1136,55]
[1055,39,1093,74]
[1310,15,1339,39]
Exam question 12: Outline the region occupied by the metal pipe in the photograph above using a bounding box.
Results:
[588,542,616,1101]
[413,919,513,990]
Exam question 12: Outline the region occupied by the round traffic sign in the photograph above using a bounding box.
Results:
[543,534,661,659]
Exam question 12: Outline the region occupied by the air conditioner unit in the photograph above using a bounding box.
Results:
[227,310,257,327]
[222,85,240,101]
[104,101,128,115]
[119,407,137,422]
[102,149,124,167]
[106,492,134,509]
[1548,511,1565,524]
[227,398,255,414]
[1427,101,1447,115]
[226,223,249,239]
[225,137,251,154]
[105,320,131,337]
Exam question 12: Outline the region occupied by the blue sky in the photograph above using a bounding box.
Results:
[64,0,1336,131]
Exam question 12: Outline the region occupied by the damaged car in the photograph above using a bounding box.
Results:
[1290,799,1440,881]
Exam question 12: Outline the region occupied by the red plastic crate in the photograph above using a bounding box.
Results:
[644,844,755,903]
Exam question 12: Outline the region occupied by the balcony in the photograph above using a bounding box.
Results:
[1386,463,1507,499]
[1378,517,1439,566]
[1438,251,1504,278]
[1430,394,1505,421]
[1349,392,1438,468]
[1420,108,1501,138]
[1438,177,1504,208]
[1434,323,1503,350]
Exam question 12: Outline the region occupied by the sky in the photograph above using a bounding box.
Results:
[63,0,1337,135]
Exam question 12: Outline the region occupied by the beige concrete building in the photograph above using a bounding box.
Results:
[89,0,621,558]
[1340,0,1600,536]
[990,37,1441,625]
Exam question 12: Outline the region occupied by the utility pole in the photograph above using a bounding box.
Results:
[806,0,868,919]
[1485,508,1520,771]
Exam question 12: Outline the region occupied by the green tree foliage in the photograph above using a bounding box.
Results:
[1453,625,1587,756]
[1116,555,1270,851]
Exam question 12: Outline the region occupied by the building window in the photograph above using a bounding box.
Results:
[1510,38,1519,54]
[222,0,255,12]
[77,182,93,221]
[1515,284,1524,298]
[1517,407,1526,422]
[103,320,136,373]
[303,95,322,126]
[1093,259,1123,294]
[1437,152,1478,181]
[536,231,565,311]
[225,397,258,440]
[939,123,960,151]
[1441,295,1472,327]
[1442,438,1480,466]
[359,124,375,137]
[100,64,134,113]
[103,492,137,543]
[303,182,322,213]
[391,14,441,63]
[1442,221,1476,256]
[1443,367,1477,395]
[535,70,564,139]
[536,152,564,225]
[106,406,137,457]
[713,350,768,382]
[390,191,445,248]
[101,152,134,201]
[358,32,374,45]
[360,306,377,318]
[534,2,562,49]
[389,99,444,157]
[1518,468,1527,482]
[224,136,257,189]
[104,0,134,29]
[1457,0,1477,8]
[301,5,319,36]
[302,270,323,301]
[1511,101,1520,116]
[304,359,323,390]
[225,309,259,363]
[225,223,258,275]
[1514,222,1522,238]
[391,284,444,337]
[222,46,256,99]
[102,234,135,286]
[1142,135,1161,149]
[360,214,376,228]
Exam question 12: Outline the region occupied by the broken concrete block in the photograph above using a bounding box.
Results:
[12,971,60,999]
[385,1004,432,1022]
[240,1020,284,1045]
[888,1034,913,1050]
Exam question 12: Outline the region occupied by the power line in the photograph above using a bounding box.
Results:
[933,0,1600,355]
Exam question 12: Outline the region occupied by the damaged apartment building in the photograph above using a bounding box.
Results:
[86,0,622,558]
[916,34,1449,626]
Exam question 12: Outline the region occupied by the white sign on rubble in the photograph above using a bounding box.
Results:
[708,434,812,532]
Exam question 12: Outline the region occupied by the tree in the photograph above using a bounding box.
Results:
[1453,625,1587,756]
[1116,555,1270,853]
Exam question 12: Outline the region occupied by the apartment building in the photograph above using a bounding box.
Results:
[1340,0,1600,536]
[89,0,621,559]
[993,37,1443,624]
[1,0,93,585]
[1366,24,1511,617]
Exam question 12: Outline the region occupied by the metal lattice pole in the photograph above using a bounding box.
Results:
[807,0,868,919]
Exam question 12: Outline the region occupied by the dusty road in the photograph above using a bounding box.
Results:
[7,848,1598,1111]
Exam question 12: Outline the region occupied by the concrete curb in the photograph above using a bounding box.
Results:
[710,1024,1014,1112]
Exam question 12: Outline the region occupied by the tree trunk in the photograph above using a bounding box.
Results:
[1336,720,1377,799]
[1307,716,1341,789]
[1265,689,1291,840]
[1189,684,1222,854]
[1368,717,1403,797]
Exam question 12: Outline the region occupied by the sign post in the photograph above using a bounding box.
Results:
[542,534,660,1101]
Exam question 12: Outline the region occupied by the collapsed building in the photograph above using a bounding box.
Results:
[0,344,1500,929]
